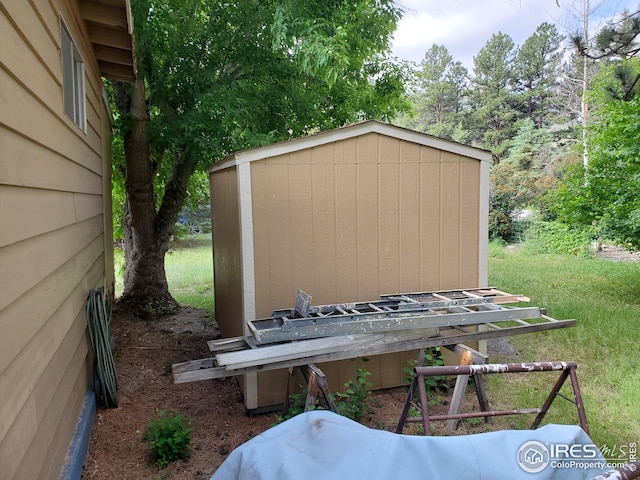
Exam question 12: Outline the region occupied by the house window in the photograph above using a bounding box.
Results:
[61,21,86,130]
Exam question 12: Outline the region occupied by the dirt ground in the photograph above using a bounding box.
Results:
[596,243,640,261]
[82,306,500,480]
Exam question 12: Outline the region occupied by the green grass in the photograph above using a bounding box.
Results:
[114,234,214,316]
[165,235,214,315]
[487,245,640,447]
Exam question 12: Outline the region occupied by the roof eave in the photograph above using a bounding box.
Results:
[81,0,136,82]
[208,121,492,174]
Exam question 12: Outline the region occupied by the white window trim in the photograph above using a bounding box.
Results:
[61,18,87,132]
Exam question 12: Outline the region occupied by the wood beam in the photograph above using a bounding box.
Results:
[88,24,131,50]
[80,2,127,29]
[98,61,135,82]
[93,44,133,66]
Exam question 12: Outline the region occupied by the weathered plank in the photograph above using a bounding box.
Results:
[216,335,367,370]
[171,358,217,375]
[446,349,474,433]
[173,317,576,384]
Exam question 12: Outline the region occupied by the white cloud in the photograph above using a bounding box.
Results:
[391,0,636,70]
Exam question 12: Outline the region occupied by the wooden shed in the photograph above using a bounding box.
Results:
[208,120,492,410]
[0,1,134,479]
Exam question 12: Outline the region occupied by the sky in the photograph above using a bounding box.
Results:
[391,0,638,70]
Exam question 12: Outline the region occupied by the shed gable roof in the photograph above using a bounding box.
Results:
[80,0,136,82]
[208,120,492,173]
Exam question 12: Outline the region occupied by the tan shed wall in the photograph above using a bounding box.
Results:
[250,134,481,313]
[247,133,483,406]
[0,1,113,478]
[210,167,245,338]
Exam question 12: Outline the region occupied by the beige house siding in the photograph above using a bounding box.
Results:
[0,1,127,478]
[209,121,491,410]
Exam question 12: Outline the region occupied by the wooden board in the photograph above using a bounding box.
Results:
[173,316,576,383]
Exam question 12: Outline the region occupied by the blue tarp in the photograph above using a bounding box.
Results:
[212,410,613,480]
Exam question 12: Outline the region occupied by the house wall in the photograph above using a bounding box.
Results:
[0,1,113,478]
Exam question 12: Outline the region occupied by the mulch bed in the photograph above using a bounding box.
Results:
[82,307,275,479]
[82,306,502,479]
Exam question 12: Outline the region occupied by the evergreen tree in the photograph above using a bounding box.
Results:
[504,119,552,170]
[403,44,469,139]
[513,22,563,127]
[470,33,519,159]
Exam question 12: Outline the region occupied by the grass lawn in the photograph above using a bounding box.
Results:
[488,244,640,448]
[165,235,214,316]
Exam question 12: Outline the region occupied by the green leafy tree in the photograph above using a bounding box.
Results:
[489,162,557,242]
[550,8,640,247]
[553,60,640,249]
[112,0,408,315]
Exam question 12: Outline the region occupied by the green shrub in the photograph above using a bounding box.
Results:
[276,390,313,424]
[522,220,595,257]
[143,411,192,467]
[335,361,373,421]
[403,347,447,406]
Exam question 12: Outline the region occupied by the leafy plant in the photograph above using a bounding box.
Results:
[463,416,484,428]
[335,361,373,421]
[275,390,314,424]
[143,411,192,467]
[403,347,447,406]
[276,365,375,425]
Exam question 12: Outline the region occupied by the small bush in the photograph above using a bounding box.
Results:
[335,361,373,421]
[522,220,595,257]
[276,390,313,424]
[403,347,447,406]
[143,411,192,467]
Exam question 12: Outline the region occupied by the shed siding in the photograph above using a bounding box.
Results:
[251,133,481,315]
[210,167,244,338]
[0,1,113,478]
[247,133,482,399]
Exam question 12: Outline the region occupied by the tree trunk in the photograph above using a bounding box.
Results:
[113,78,195,317]
[581,0,590,169]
